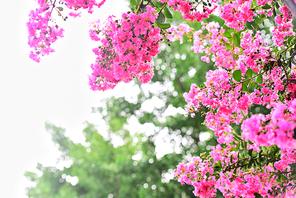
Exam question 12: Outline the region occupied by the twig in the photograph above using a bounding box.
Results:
[158,2,168,14]
[50,0,57,15]
[136,0,144,14]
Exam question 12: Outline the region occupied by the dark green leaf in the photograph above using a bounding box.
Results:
[255,193,263,198]
[248,149,253,157]
[262,4,271,9]
[233,69,242,82]
[57,7,63,11]
[233,133,242,141]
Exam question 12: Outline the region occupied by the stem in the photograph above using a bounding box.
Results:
[50,0,57,15]
[193,0,203,10]
[232,29,236,60]
[253,9,272,32]
[277,40,296,59]
[281,64,289,80]
[136,0,144,14]
[158,2,168,14]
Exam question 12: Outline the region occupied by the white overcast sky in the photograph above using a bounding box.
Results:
[0,0,130,197]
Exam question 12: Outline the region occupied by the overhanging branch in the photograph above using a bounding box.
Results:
[283,0,296,17]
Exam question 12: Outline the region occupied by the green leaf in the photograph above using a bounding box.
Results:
[245,69,253,78]
[157,23,171,29]
[254,193,263,198]
[157,12,166,24]
[248,149,253,157]
[233,33,240,47]
[242,82,248,91]
[233,136,240,142]
[241,109,247,119]
[223,31,232,38]
[230,155,233,163]
[233,133,242,141]
[225,43,232,50]
[233,69,242,82]
[255,19,260,24]
[262,4,271,9]
[130,0,137,6]
[57,7,63,11]
[214,160,222,169]
[164,7,173,19]
[256,75,263,84]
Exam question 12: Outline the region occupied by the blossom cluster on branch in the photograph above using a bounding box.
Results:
[27,0,106,62]
[88,5,162,91]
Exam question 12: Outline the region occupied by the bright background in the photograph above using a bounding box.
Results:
[0,1,130,197]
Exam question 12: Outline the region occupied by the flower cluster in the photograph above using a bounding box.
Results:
[62,0,106,13]
[167,24,192,44]
[88,6,162,91]
[273,5,293,47]
[242,100,296,149]
[177,0,296,196]
[160,0,218,22]
[27,0,106,62]
[27,0,64,62]
[219,0,255,31]
[176,142,296,197]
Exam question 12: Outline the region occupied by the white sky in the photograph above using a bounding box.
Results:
[0,0,130,197]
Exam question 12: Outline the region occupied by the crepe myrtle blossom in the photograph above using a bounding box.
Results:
[62,0,106,13]
[27,1,64,62]
[27,0,106,62]
[160,0,218,22]
[88,5,162,91]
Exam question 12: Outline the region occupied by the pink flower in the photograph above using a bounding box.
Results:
[89,6,162,91]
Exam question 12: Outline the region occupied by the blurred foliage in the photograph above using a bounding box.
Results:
[24,6,226,198]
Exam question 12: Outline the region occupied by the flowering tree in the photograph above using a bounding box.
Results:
[27,0,296,197]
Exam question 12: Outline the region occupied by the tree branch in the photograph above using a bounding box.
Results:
[283,0,296,17]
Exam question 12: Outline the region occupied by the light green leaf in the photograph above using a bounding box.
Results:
[242,82,248,91]
[164,7,173,19]
[256,75,263,84]
[245,69,253,78]
[223,31,232,38]
[233,33,240,47]
[157,23,171,29]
